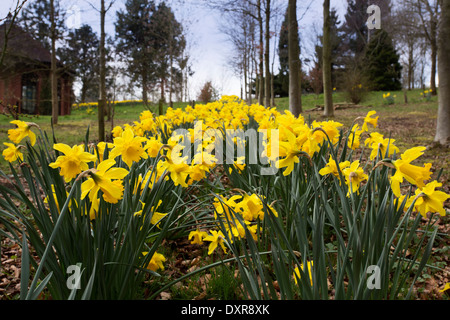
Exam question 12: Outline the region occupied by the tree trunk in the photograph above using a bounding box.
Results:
[249,25,255,105]
[242,22,249,103]
[244,49,249,103]
[322,0,333,117]
[271,64,275,107]
[288,0,302,116]
[434,0,450,145]
[264,0,271,108]
[257,0,264,106]
[430,34,437,95]
[81,81,87,104]
[159,78,165,115]
[429,13,438,95]
[142,67,148,106]
[98,0,106,142]
[408,43,414,90]
[169,33,174,108]
[50,0,58,125]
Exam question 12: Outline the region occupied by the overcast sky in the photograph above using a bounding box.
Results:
[0,0,348,100]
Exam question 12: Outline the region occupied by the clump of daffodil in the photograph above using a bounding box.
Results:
[8,120,38,146]
[2,142,23,163]
[188,145,218,184]
[347,124,363,150]
[364,132,399,160]
[109,127,149,168]
[343,160,368,196]
[213,194,243,221]
[276,126,303,176]
[234,193,278,222]
[49,143,97,182]
[312,120,343,144]
[80,158,129,204]
[211,192,275,244]
[111,125,123,138]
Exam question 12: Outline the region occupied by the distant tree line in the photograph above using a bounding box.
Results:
[16,0,190,108]
[3,0,448,145]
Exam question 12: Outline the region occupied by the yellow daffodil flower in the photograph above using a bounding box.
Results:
[319,155,350,181]
[390,147,432,197]
[364,132,399,160]
[158,154,191,187]
[413,180,449,217]
[234,193,264,222]
[189,164,210,183]
[293,261,314,286]
[439,283,450,293]
[110,127,149,168]
[229,156,246,174]
[95,141,114,162]
[361,110,378,132]
[276,127,302,176]
[49,143,97,182]
[88,196,100,220]
[144,251,166,272]
[343,160,368,196]
[8,120,37,146]
[146,137,163,158]
[203,230,228,255]
[2,142,23,163]
[80,158,129,204]
[188,229,209,245]
[149,200,167,228]
[225,219,258,241]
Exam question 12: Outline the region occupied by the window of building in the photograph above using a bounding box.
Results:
[21,73,38,114]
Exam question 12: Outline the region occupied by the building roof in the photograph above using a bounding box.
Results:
[0,22,75,78]
[0,22,53,64]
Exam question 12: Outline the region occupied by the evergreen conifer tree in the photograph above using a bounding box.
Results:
[363,29,402,91]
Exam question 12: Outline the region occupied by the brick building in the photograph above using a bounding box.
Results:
[0,22,74,116]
